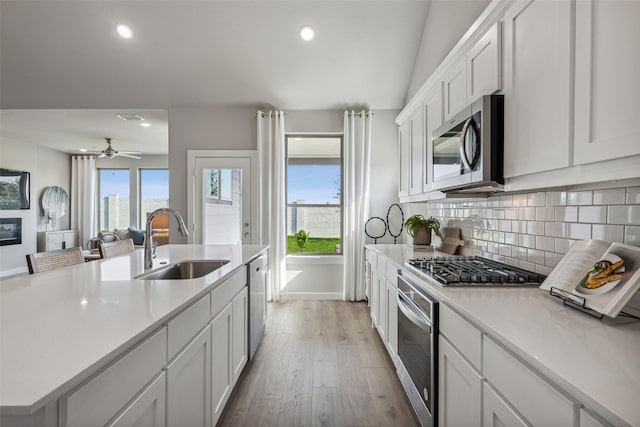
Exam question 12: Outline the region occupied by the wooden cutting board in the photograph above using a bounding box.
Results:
[438,227,465,255]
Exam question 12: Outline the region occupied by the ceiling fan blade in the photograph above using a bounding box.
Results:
[119,151,142,155]
[99,153,107,158]
[116,153,141,159]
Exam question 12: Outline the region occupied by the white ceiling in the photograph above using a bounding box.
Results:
[0,0,434,155]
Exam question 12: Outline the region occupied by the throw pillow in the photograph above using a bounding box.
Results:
[113,228,130,241]
[128,227,145,246]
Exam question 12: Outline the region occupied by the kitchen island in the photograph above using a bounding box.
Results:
[366,244,640,427]
[0,244,268,426]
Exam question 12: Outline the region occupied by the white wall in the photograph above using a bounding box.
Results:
[404,0,491,103]
[0,137,70,276]
[168,107,257,243]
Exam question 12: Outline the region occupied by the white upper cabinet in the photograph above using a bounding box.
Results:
[503,0,572,178]
[409,107,424,196]
[466,22,502,103]
[443,59,467,122]
[398,120,410,198]
[574,0,640,165]
[423,83,443,193]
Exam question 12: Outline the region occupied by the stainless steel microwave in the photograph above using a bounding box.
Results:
[431,95,504,193]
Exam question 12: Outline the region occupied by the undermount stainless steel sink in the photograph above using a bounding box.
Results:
[136,260,230,280]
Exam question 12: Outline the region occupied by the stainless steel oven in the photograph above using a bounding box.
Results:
[397,273,439,427]
[431,94,503,193]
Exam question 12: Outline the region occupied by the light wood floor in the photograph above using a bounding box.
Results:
[218,300,419,427]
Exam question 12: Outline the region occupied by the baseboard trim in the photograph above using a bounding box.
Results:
[282,292,343,300]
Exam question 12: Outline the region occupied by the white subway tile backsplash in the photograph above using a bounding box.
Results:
[545,222,567,238]
[555,206,578,222]
[536,207,555,221]
[512,246,527,260]
[519,207,536,221]
[554,238,576,254]
[415,185,640,274]
[504,233,517,245]
[527,221,545,236]
[519,260,536,271]
[545,252,563,268]
[499,245,512,257]
[591,224,624,243]
[626,187,640,204]
[536,265,553,275]
[546,191,567,206]
[528,192,546,206]
[505,208,519,220]
[527,248,545,265]
[513,221,527,233]
[624,226,640,246]
[536,236,555,252]
[578,206,607,224]
[513,194,528,207]
[593,188,625,205]
[499,220,512,232]
[567,191,593,205]
[608,205,640,225]
[519,234,536,249]
[567,223,592,240]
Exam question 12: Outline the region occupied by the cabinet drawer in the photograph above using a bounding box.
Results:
[211,266,247,318]
[167,294,211,360]
[483,337,578,426]
[59,327,167,427]
[440,303,483,369]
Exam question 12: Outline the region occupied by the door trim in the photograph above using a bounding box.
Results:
[187,150,258,244]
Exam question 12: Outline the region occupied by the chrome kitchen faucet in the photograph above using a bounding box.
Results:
[145,208,189,269]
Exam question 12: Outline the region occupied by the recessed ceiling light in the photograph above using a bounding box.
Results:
[116,24,134,39]
[79,148,88,152]
[140,122,152,128]
[300,26,315,42]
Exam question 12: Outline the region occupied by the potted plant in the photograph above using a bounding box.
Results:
[295,229,309,252]
[404,215,443,246]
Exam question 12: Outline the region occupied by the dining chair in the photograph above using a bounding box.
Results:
[99,238,135,258]
[26,246,85,274]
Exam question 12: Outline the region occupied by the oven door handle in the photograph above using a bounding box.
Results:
[397,293,432,334]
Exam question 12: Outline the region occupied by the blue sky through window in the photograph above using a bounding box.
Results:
[141,169,170,199]
[287,165,340,204]
[100,169,130,198]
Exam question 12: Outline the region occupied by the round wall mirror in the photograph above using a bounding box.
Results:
[41,186,69,219]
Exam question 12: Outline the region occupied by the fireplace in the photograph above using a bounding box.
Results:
[0,218,22,246]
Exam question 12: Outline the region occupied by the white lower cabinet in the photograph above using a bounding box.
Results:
[377,262,387,343]
[483,337,578,427]
[438,335,483,427]
[107,372,166,427]
[386,280,398,364]
[211,303,233,426]
[231,287,249,384]
[166,325,212,427]
[482,382,527,427]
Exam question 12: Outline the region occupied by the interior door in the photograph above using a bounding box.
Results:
[194,157,252,245]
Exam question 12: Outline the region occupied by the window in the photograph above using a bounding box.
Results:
[286,136,342,254]
[204,169,233,204]
[140,169,169,226]
[99,169,130,231]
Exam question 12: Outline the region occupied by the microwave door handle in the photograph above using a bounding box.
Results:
[397,294,432,334]
[460,117,474,171]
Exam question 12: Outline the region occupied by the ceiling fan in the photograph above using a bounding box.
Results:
[97,138,141,159]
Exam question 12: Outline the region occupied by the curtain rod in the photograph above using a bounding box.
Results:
[254,112,287,117]
[254,111,373,117]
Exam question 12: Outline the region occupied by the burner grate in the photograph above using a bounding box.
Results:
[407,256,546,287]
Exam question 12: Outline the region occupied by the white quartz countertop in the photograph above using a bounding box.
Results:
[366,244,640,427]
[0,244,268,415]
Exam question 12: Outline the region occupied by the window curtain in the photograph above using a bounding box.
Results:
[71,156,97,249]
[257,111,286,302]
[343,111,373,301]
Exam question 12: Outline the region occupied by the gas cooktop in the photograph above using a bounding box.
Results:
[406,256,547,287]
